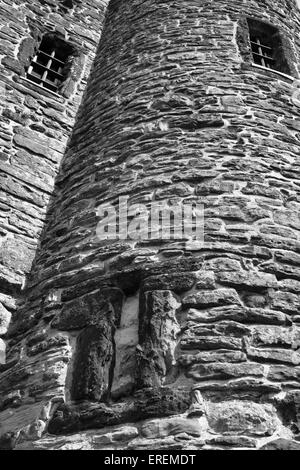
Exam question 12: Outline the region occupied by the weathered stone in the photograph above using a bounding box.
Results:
[18,419,46,442]
[1,0,300,451]
[181,335,243,351]
[155,183,194,199]
[142,272,197,293]
[47,401,137,436]
[0,303,10,336]
[181,321,250,351]
[196,180,235,196]
[140,416,204,439]
[186,362,264,381]
[195,271,216,290]
[0,402,47,442]
[217,271,277,289]
[267,365,300,382]
[138,290,181,388]
[92,426,139,445]
[1,56,23,74]
[127,436,185,450]
[208,436,257,448]
[111,294,139,399]
[52,288,124,330]
[182,289,241,309]
[260,439,300,451]
[134,388,191,420]
[195,377,281,394]
[13,134,55,160]
[71,324,114,402]
[205,258,242,272]
[270,291,300,314]
[27,335,68,357]
[206,401,278,436]
[247,347,300,365]
[48,388,190,436]
[0,361,35,393]
[0,237,35,274]
[0,390,22,412]
[0,432,18,450]
[250,325,300,349]
[15,433,93,451]
[278,279,300,293]
[187,320,250,337]
[186,306,287,325]
[179,350,247,366]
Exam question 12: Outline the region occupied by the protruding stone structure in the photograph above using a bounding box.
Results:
[1,0,300,450]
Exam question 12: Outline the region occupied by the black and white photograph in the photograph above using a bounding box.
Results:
[0,0,300,455]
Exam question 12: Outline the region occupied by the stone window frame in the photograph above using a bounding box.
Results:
[26,34,75,94]
[18,27,86,100]
[38,0,77,14]
[60,0,75,12]
[237,16,298,79]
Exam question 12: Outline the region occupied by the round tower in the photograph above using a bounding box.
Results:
[1,0,300,450]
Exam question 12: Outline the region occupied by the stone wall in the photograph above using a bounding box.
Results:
[0,0,110,361]
[1,0,300,451]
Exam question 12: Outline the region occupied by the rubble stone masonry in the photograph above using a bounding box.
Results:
[1,0,300,451]
[0,0,109,321]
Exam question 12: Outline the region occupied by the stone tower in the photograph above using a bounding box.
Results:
[1,0,300,451]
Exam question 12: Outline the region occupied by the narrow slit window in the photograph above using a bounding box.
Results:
[26,36,73,93]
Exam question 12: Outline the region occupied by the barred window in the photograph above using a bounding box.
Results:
[247,19,291,75]
[26,36,73,93]
[250,36,274,69]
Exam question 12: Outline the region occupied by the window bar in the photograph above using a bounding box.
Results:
[250,41,272,51]
[256,37,266,67]
[31,62,64,77]
[26,40,69,93]
[41,50,54,85]
[252,52,274,61]
[37,50,65,65]
[27,53,39,80]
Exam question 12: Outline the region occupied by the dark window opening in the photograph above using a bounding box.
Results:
[38,0,75,13]
[250,36,274,69]
[60,0,74,12]
[247,19,291,75]
[26,35,74,93]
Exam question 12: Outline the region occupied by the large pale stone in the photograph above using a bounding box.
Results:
[182,289,241,309]
[250,325,300,349]
[216,271,277,288]
[186,362,264,381]
[206,401,278,436]
[0,303,11,336]
[111,294,139,399]
[140,416,206,439]
[0,339,5,364]
[261,439,300,451]
[0,402,47,438]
